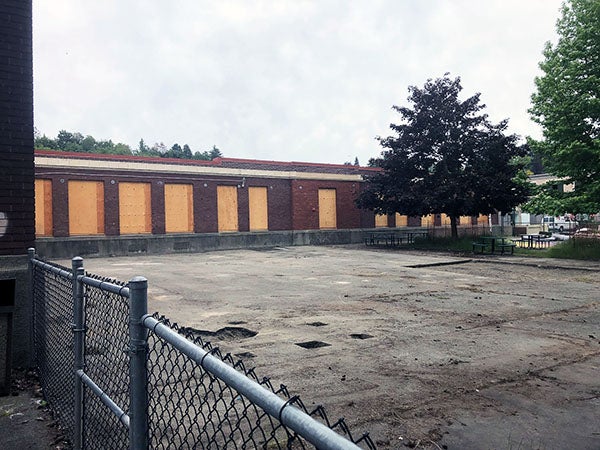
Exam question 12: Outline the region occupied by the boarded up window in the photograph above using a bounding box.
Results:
[318,189,337,229]
[119,182,151,234]
[459,215,472,225]
[248,187,268,231]
[395,213,408,227]
[217,185,238,232]
[165,184,193,233]
[375,213,388,228]
[35,179,53,237]
[422,214,434,227]
[68,180,105,235]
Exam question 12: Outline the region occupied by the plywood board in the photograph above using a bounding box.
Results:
[68,180,105,235]
[165,184,193,233]
[395,213,408,227]
[217,185,238,232]
[318,189,337,229]
[119,182,151,234]
[248,187,268,231]
[375,213,388,228]
[35,179,52,236]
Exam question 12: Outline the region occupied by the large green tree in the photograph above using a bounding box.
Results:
[357,75,531,238]
[529,0,600,213]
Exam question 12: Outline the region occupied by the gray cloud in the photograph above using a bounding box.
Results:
[33,0,562,164]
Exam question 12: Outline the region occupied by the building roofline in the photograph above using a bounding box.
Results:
[34,149,379,173]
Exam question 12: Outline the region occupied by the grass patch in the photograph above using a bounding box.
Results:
[410,235,600,261]
[545,238,600,260]
[513,246,550,257]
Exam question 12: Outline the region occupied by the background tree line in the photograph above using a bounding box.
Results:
[34,129,223,161]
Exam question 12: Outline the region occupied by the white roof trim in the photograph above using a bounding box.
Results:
[35,155,365,182]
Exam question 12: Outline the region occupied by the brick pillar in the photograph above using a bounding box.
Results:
[0,0,35,377]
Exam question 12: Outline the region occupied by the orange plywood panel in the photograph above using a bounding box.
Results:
[318,189,337,229]
[119,182,151,234]
[165,184,193,233]
[422,214,434,227]
[68,180,105,235]
[459,215,472,225]
[375,213,388,228]
[248,187,268,231]
[395,213,408,227]
[35,179,53,236]
[217,185,238,232]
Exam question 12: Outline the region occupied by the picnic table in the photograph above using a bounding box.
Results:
[364,230,429,247]
[513,234,554,249]
[472,236,515,255]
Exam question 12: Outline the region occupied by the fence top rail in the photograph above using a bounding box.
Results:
[79,275,130,298]
[31,258,73,280]
[142,314,364,450]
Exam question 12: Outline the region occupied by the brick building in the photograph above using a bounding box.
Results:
[34,150,376,253]
[0,0,35,393]
[33,150,497,259]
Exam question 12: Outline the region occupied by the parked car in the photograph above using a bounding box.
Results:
[542,215,578,232]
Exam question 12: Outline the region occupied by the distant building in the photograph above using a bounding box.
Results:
[33,150,499,257]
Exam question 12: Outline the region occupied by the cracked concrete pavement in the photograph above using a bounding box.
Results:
[59,245,600,449]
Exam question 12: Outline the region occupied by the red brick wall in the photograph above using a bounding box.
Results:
[151,181,166,235]
[34,168,298,235]
[249,179,292,231]
[291,179,362,230]
[0,0,34,254]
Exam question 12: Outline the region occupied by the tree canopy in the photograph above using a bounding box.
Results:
[357,75,531,237]
[35,130,223,161]
[529,0,600,214]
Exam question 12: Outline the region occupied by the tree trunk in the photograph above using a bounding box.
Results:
[450,216,458,239]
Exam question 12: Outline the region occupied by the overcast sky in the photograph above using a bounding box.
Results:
[33,1,563,165]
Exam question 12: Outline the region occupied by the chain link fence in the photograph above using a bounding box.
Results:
[32,260,76,440]
[147,314,374,449]
[81,272,130,450]
[30,251,376,450]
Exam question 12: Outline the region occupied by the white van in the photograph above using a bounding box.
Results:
[542,216,578,232]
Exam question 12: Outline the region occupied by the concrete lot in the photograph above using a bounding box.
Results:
[65,246,600,449]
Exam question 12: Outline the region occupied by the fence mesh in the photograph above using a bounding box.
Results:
[32,261,76,440]
[81,273,130,450]
[32,259,375,450]
[147,315,376,450]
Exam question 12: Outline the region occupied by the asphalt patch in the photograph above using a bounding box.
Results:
[296,341,331,349]
[180,326,258,341]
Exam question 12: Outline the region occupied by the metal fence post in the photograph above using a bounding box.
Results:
[128,276,148,450]
[72,257,85,450]
[27,248,35,365]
